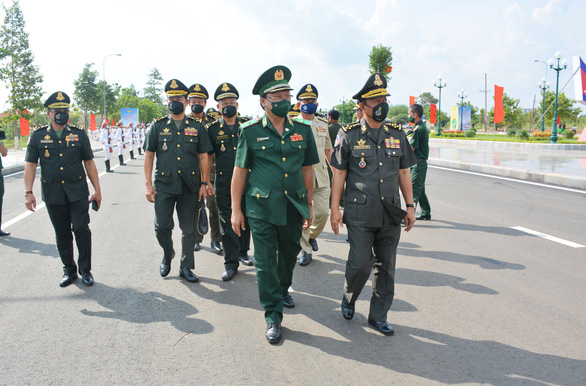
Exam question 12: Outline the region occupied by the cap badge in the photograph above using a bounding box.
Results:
[275,70,284,81]
[56,92,65,101]
[306,85,313,92]
[222,83,229,92]
[194,84,201,91]
[374,74,383,87]
[170,80,178,89]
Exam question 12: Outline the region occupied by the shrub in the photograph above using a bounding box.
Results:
[562,130,574,139]
[464,129,476,137]
[531,131,552,138]
[507,129,516,136]
[516,129,529,140]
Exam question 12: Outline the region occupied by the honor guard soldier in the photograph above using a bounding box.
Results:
[295,84,332,266]
[143,79,212,283]
[99,121,115,172]
[23,91,102,287]
[114,120,126,166]
[187,84,223,254]
[128,122,137,159]
[330,74,417,336]
[124,123,135,159]
[206,82,253,282]
[138,123,145,155]
[231,65,319,344]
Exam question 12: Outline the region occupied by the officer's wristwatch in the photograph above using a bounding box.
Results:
[406,204,415,208]
[201,182,208,186]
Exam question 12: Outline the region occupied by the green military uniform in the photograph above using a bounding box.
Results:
[331,74,417,323]
[328,121,342,148]
[25,94,95,276]
[409,120,431,218]
[144,104,212,270]
[207,114,251,270]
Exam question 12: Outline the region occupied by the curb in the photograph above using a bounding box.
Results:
[429,158,586,190]
[430,138,586,151]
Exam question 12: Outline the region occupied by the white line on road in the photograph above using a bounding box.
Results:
[511,226,585,248]
[430,165,586,194]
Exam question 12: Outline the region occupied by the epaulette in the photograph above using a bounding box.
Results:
[292,116,311,126]
[316,116,328,124]
[384,121,402,131]
[238,116,250,124]
[34,125,48,131]
[203,118,218,130]
[154,115,167,123]
[68,125,81,130]
[342,121,360,132]
[187,115,203,124]
[239,117,260,130]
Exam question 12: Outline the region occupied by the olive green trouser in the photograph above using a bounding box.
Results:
[410,160,431,217]
[248,203,303,324]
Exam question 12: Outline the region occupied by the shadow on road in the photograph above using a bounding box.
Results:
[0,236,59,258]
[78,283,213,335]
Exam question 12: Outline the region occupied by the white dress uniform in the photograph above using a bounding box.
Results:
[115,125,125,156]
[99,128,114,161]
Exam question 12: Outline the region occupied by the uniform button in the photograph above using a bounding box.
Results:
[380,179,383,183]
[61,180,64,184]
[59,141,62,144]
[256,194,260,198]
[178,132,181,135]
[299,145,301,148]
[177,157,181,160]
[381,197,385,200]
[162,172,165,175]
[178,170,181,174]
[281,141,285,144]
[392,151,396,155]
[379,162,382,166]
[353,198,357,202]
[361,152,365,156]
[378,146,381,149]
[60,153,63,157]
[177,144,180,147]
[60,167,64,170]
[262,146,265,150]
[282,157,286,162]
[285,190,288,194]
[219,172,223,175]
[285,174,288,177]
[192,172,195,175]
[233,147,236,150]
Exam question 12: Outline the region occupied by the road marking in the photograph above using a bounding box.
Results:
[3,202,46,229]
[512,226,585,248]
[430,165,585,194]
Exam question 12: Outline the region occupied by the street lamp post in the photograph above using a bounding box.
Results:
[433,76,447,135]
[537,77,550,132]
[103,53,122,121]
[547,51,568,143]
[457,89,467,131]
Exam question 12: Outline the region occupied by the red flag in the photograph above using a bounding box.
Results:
[385,66,392,73]
[111,118,115,125]
[494,85,504,124]
[430,103,437,124]
[556,115,560,125]
[409,96,416,106]
[20,117,30,136]
[90,114,97,131]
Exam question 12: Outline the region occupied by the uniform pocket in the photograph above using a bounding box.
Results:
[249,186,270,199]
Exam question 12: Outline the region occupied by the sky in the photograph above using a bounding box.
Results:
[1,0,585,118]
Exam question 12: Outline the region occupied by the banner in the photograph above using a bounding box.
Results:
[409,96,416,106]
[450,106,459,130]
[430,103,437,124]
[120,108,139,127]
[494,85,504,124]
[572,56,586,106]
[20,117,29,136]
[460,106,471,130]
[90,114,97,131]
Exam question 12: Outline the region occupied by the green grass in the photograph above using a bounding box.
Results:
[430,133,582,144]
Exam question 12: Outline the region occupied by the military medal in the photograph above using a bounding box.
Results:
[44,149,50,158]
[359,157,366,168]
[162,139,168,151]
[221,144,226,152]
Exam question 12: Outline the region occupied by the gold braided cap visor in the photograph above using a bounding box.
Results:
[166,90,188,97]
[47,102,70,109]
[361,88,390,100]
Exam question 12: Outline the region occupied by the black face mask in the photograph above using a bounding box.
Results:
[168,101,185,115]
[222,105,237,118]
[191,104,204,114]
[54,112,69,125]
[369,102,389,122]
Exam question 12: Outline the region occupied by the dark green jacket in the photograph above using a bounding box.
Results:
[25,124,93,205]
[144,115,212,195]
[235,115,319,226]
[409,120,429,160]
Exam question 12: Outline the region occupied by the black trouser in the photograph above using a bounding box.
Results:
[154,181,197,269]
[46,197,92,275]
[217,194,250,270]
[0,172,4,227]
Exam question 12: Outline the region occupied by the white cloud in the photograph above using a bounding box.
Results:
[532,0,563,23]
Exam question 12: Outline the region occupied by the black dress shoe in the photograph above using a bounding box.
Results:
[283,292,295,308]
[368,318,394,336]
[211,241,223,255]
[0,230,10,236]
[179,267,199,283]
[265,323,281,344]
[81,272,94,286]
[416,215,431,220]
[222,268,238,281]
[59,273,78,287]
[341,298,355,320]
[193,242,201,252]
[308,238,319,251]
[160,253,173,277]
[239,254,254,266]
[299,251,312,266]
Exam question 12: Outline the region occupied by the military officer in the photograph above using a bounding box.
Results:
[99,121,115,172]
[187,83,223,254]
[143,79,212,283]
[330,74,417,336]
[23,91,102,287]
[408,103,431,220]
[295,84,333,266]
[327,109,342,148]
[231,65,319,344]
[206,83,253,282]
[288,103,300,118]
[114,121,126,166]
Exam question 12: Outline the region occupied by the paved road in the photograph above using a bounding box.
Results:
[1,151,585,384]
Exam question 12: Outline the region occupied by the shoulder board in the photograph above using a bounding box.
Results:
[342,122,361,132]
[384,121,402,131]
[238,116,250,124]
[68,125,81,130]
[187,115,203,124]
[292,117,311,126]
[316,116,328,124]
[154,115,167,123]
[239,117,260,130]
[204,118,218,130]
[34,125,48,132]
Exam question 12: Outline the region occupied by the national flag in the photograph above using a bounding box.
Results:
[90,114,97,131]
[494,85,504,124]
[572,56,586,106]
[111,118,115,125]
[557,115,560,125]
[430,103,437,124]
[385,66,392,73]
[409,96,416,106]
[20,117,30,136]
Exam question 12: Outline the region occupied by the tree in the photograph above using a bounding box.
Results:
[368,44,393,81]
[388,104,409,125]
[417,92,438,109]
[489,93,522,129]
[537,91,581,128]
[143,67,164,105]
[0,0,43,148]
[96,80,120,121]
[333,100,357,125]
[73,63,100,129]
